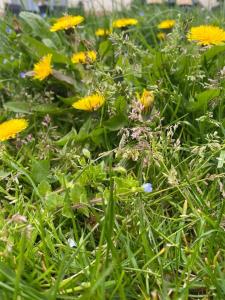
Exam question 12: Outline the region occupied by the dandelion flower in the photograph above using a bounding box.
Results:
[71,51,97,64]
[137,89,154,110]
[72,94,105,111]
[187,25,225,45]
[113,18,138,29]
[0,119,28,142]
[157,19,175,29]
[95,28,111,37]
[50,15,84,32]
[157,32,166,40]
[33,54,52,81]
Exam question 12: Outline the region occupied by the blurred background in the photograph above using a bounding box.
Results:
[0,0,221,17]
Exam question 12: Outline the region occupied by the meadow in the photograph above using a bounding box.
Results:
[0,3,225,299]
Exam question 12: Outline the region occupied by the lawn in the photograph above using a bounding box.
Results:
[0,4,225,299]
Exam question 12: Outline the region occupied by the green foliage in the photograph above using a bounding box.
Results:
[31,159,50,183]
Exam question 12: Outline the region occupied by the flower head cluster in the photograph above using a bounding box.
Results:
[33,54,52,81]
[71,51,97,64]
[50,15,84,32]
[113,18,138,28]
[72,94,105,111]
[137,89,154,110]
[157,19,175,29]
[95,28,111,37]
[0,119,28,141]
[187,25,225,45]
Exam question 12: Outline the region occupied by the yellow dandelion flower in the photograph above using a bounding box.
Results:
[157,32,166,40]
[0,119,28,142]
[71,51,97,64]
[157,19,175,29]
[33,54,52,81]
[137,89,154,110]
[72,94,105,111]
[113,18,138,29]
[50,15,84,32]
[187,25,225,46]
[95,28,111,37]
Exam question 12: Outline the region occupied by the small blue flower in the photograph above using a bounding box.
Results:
[142,183,153,193]
[19,72,26,79]
[67,238,77,248]
[6,27,12,34]
[139,11,145,17]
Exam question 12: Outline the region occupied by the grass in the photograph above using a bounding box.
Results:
[0,2,225,299]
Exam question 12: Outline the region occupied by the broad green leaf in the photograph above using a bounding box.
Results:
[104,114,128,131]
[116,55,130,70]
[78,117,92,135]
[70,184,87,204]
[19,11,61,46]
[31,160,50,184]
[55,128,78,146]
[98,40,112,57]
[114,176,139,195]
[3,101,31,114]
[44,193,64,210]
[59,95,77,105]
[20,12,49,33]
[38,180,52,196]
[0,170,10,180]
[187,89,220,112]
[90,127,105,145]
[114,96,127,114]
[68,118,93,143]
[52,70,76,86]
[32,103,64,114]
[203,45,225,61]
[62,205,73,218]
[21,35,69,64]
[42,38,57,49]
